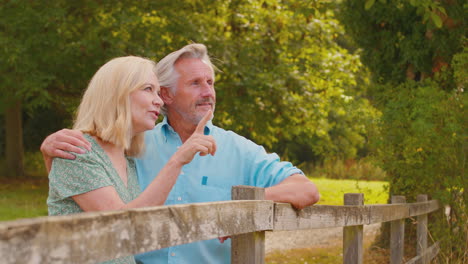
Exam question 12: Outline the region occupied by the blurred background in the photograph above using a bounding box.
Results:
[0,0,465,263]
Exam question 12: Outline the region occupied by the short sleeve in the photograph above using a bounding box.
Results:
[49,151,113,200]
[245,140,304,187]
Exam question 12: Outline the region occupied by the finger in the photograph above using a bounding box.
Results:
[54,149,77,160]
[194,110,212,134]
[58,134,92,151]
[191,137,215,156]
[210,136,217,155]
[65,131,92,150]
[56,142,87,154]
[197,145,210,156]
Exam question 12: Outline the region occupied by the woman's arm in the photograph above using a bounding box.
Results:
[72,111,216,211]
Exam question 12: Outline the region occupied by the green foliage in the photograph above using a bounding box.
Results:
[338,1,466,262]
[374,78,467,262]
[339,0,465,85]
[302,158,387,181]
[1,0,380,165]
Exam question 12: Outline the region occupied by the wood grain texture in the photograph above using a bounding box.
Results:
[343,193,364,264]
[0,200,273,264]
[231,185,266,264]
[390,196,406,264]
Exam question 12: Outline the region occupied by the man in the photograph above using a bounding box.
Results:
[41,43,320,263]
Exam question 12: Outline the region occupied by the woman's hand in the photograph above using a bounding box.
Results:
[173,110,217,165]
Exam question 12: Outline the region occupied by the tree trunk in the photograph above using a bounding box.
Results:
[5,100,24,178]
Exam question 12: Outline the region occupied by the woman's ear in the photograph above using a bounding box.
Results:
[160,86,174,105]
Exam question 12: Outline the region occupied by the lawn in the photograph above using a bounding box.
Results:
[312,177,388,205]
[0,176,49,221]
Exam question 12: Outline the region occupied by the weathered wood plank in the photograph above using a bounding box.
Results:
[0,200,273,264]
[408,199,440,217]
[416,195,429,264]
[274,204,368,230]
[405,242,440,264]
[231,185,266,264]
[368,204,409,224]
[343,193,364,264]
[390,196,406,264]
[274,201,438,231]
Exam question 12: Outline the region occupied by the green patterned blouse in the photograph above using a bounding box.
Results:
[47,134,140,264]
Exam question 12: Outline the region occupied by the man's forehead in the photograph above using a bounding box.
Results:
[175,58,214,78]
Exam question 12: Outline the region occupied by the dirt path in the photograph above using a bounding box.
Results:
[265,223,381,253]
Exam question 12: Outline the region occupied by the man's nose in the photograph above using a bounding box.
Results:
[201,82,214,97]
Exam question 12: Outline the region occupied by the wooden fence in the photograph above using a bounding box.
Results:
[0,186,440,264]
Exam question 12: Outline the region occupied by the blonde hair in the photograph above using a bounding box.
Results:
[73,56,157,156]
[156,43,215,115]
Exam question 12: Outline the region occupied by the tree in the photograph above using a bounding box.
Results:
[1,0,380,176]
[0,0,164,177]
[145,0,380,163]
[338,1,466,262]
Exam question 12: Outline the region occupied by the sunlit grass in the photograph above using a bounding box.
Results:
[310,177,389,205]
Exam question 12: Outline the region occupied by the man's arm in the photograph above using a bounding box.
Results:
[219,173,319,243]
[40,129,92,173]
[265,173,320,209]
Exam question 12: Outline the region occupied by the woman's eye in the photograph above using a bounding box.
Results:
[144,86,153,91]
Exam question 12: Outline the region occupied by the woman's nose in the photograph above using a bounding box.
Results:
[153,95,163,106]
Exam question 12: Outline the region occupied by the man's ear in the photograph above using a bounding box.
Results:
[160,86,174,105]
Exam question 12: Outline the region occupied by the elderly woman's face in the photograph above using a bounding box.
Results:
[129,72,163,134]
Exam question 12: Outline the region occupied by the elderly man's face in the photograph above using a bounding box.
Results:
[170,57,216,125]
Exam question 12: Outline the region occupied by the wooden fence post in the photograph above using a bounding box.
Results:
[390,196,406,264]
[343,193,364,264]
[231,185,266,264]
[417,194,428,264]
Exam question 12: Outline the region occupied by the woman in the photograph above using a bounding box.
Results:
[47,56,216,264]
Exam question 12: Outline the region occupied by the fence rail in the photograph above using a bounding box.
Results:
[0,186,440,264]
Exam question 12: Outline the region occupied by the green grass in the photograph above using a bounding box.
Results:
[0,176,49,221]
[311,177,389,205]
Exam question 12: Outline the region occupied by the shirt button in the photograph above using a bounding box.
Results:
[171,252,176,257]
[180,171,185,175]
[177,197,182,201]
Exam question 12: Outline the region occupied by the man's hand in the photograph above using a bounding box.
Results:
[172,110,217,165]
[40,129,92,173]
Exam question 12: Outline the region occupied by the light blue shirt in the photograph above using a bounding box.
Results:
[134,117,303,264]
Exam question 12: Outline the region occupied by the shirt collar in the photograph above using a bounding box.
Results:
[161,116,214,137]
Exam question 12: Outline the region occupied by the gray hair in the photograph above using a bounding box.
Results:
[156,43,215,115]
